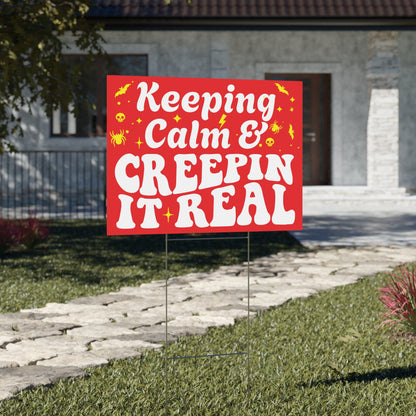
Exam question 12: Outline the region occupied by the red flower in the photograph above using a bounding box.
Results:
[377,266,416,333]
[0,217,50,255]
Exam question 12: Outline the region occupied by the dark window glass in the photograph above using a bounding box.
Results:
[51,55,148,137]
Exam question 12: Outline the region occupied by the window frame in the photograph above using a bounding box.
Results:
[50,53,148,139]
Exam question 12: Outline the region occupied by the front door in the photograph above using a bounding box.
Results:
[265,73,331,185]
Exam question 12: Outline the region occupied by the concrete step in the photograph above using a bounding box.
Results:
[303,186,408,198]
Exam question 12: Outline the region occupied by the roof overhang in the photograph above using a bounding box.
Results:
[88,16,416,30]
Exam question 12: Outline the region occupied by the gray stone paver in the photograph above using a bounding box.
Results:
[90,338,162,352]
[0,245,416,400]
[65,324,138,341]
[37,352,108,369]
[0,366,85,400]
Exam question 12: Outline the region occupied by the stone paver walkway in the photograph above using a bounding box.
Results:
[1,244,416,400]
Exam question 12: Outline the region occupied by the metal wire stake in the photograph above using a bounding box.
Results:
[163,233,251,414]
[165,233,169,416]
[247,231,251,411]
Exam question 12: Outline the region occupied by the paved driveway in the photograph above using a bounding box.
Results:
[292,211,416,247]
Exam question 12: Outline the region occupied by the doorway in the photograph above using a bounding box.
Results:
[265,73,331,185]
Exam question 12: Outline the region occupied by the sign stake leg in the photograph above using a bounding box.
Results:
[247,231,251,411]
[165,233,169,416]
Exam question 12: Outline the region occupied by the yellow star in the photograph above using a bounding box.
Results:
[173,114,181,123]
[290,107,294,112]
[135,138,143,148]
[136,118,142,124]
[290,97,295,102]
[277,107,282,112]
[163,207,173,222]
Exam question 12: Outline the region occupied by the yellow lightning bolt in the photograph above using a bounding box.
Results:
[219,114,227,128]
[289,124,295,140]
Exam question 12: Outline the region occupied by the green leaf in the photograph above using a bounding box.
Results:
[346,328,362,338]
[0,0,104,149]
[338,335,358,343]
[327,361,343,375]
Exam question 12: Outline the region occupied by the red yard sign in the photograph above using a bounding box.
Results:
[107,76,302,235]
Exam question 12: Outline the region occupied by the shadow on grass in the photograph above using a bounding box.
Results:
[49,220,303,266]
[0,220,305,312]
[1,220,303,284]
[305,366,416,387]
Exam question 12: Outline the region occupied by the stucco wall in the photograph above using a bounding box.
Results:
[12,30,397,186]
[399,32,416,188]
[226,30,368,185]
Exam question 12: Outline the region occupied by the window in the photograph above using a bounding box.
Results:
[51,55,148,137]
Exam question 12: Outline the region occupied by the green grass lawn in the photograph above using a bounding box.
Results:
[1,220,416,415]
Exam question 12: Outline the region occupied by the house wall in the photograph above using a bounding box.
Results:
[10,29,416,187]
[399,32,416,189]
